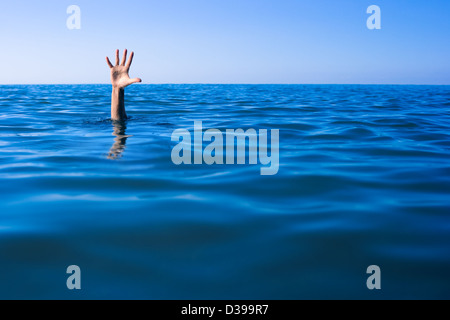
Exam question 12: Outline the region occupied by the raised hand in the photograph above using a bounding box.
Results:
[106,49,142,89]
[106,49,142,120]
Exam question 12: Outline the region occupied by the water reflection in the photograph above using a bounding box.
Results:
[108,120,132,160]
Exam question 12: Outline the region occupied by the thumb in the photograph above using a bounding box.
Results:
[129,78,142,85]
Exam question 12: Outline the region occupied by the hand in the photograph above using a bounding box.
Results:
[106,49,142,89]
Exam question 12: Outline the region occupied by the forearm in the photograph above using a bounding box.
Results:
[111,87,126,120]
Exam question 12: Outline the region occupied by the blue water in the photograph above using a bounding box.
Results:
[0,84,449,299]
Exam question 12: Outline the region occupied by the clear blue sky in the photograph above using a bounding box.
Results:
[0,0,449,84]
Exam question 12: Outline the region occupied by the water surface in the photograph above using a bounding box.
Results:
[0,84,449,299]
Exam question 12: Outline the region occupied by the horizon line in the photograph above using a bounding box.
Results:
[1,83,449,86]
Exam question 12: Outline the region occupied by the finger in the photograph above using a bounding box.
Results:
[126,51,135,69]
[106,57,113,68]
[121,49,128,66]
[128,78,142,85]
[115,49,120,65]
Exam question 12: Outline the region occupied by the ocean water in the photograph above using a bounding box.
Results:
[0,84,449,299]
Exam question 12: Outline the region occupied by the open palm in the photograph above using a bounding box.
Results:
[106,49,142,89]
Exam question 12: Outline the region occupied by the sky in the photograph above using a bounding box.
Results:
[0,0,449,84]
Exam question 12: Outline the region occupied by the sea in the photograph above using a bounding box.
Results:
[0,84,449,299]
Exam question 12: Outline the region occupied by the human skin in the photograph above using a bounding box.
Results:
[106,49,142,120]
